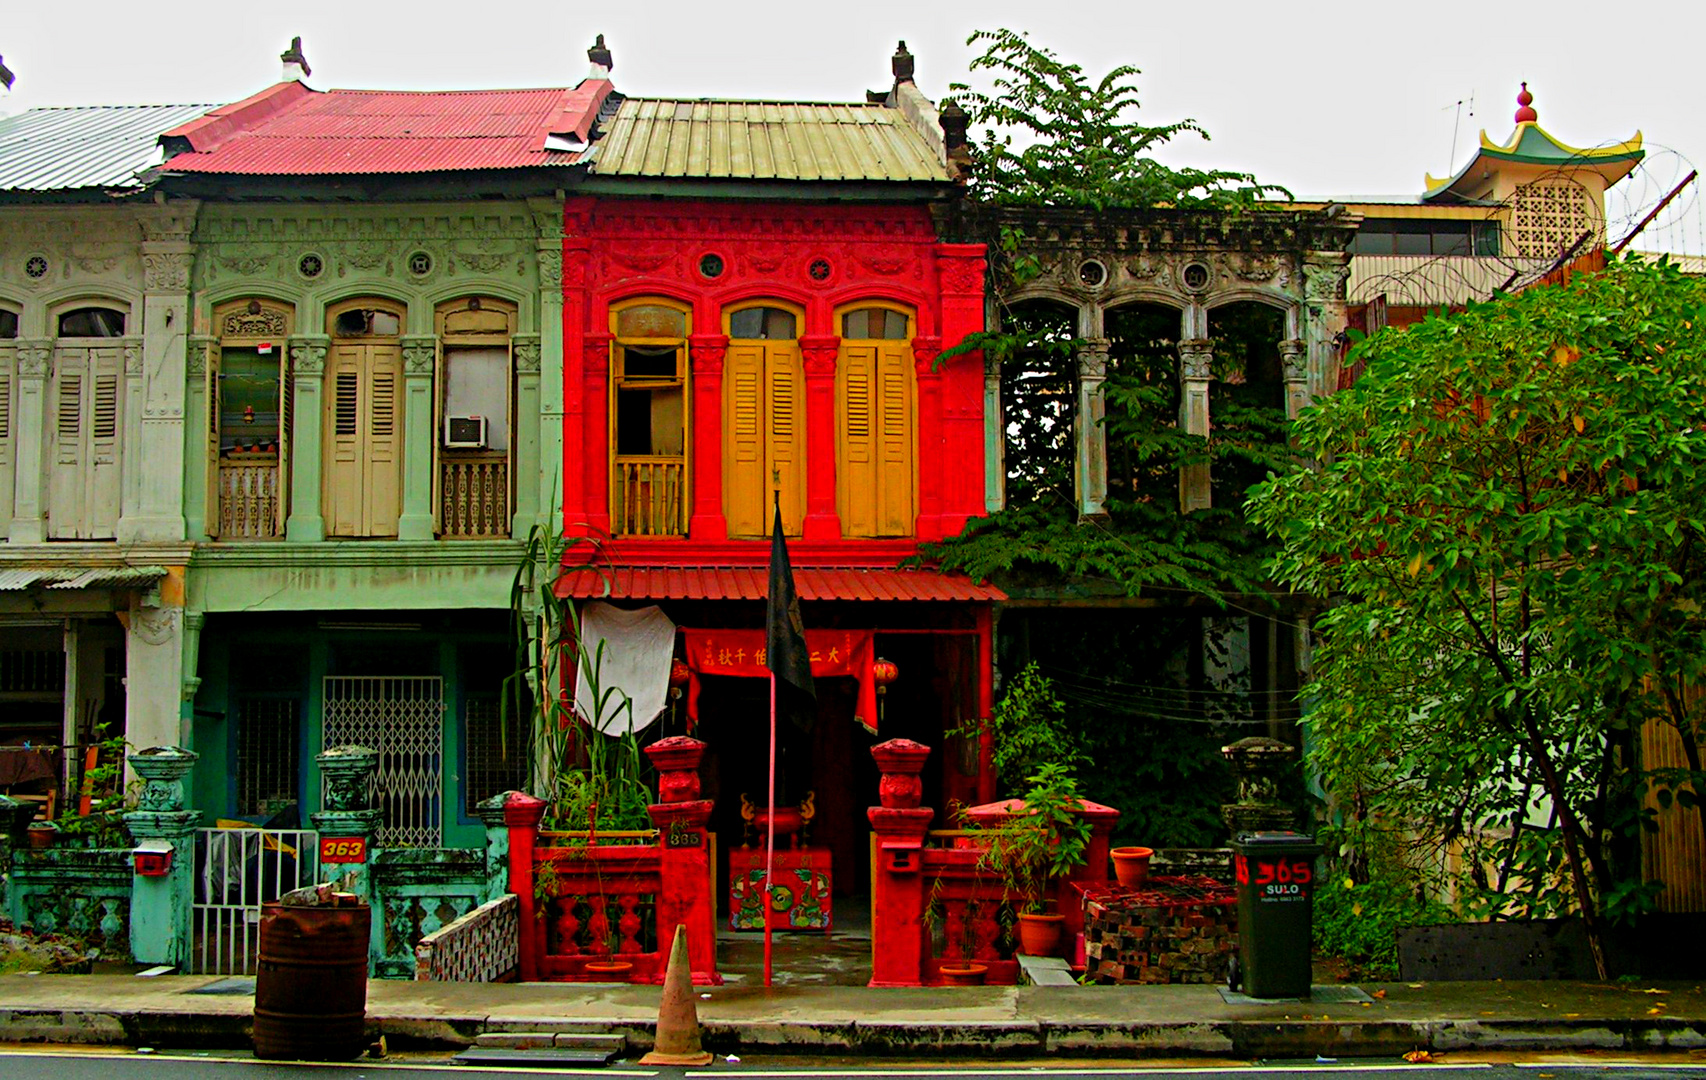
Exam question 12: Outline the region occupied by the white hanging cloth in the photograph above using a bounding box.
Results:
[572,602,676,736]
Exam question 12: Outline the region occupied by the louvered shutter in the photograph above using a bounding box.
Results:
[766,344,804,537]
[47,350,87,538]
[86,348,122,537]
[874,343,915,537]
[363,345,401,536]
[325,345,365,536]
[838,342,878,536]
[0,353,13,536]
[277,352,294,535]
[723,342,766,538]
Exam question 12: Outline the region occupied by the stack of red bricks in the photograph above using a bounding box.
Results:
[1082,875,1237,985]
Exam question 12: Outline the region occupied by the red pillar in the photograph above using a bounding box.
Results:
[976,605,996,805]
[799,334,842,541]
[645,736,720,985]
[687,335,728,540]
[504,791,548,982]
[867,739,934,988]
[580,331,612,535]
[912,336,944,541]
[934,245,988,535]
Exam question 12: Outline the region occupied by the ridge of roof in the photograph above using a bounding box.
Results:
[159,80,315,155]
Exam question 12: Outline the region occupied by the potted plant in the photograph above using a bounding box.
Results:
[938,961,989,986]
[1111,845,1154,888]
[25,820,58,851]
[970,763,1092,958]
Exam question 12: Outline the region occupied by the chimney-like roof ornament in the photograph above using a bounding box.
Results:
[1514,82,1537,124]
[588,34,613,73]
[0,55,14,92]
[892,41,915,84]
[281,36,311,78]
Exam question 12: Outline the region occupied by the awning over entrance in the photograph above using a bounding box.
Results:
[0,566,167,591]
[555,566,1005,603]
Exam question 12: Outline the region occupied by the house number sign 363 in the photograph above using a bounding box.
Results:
[320,837,368,863]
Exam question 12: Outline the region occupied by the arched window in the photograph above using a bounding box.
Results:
[0,305,18,539]
[724,303,804,537]
[611,300,690,537]
[436,297,516,539]
[0,307,18,340]
[837,304,915,537]
[325,298,405,538]
[49,302,130,538]
[208,299,294,539]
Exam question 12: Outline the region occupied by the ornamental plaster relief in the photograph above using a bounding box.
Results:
[512,337,542,375]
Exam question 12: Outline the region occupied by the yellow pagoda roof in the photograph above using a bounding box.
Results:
[1423,83,1642,201]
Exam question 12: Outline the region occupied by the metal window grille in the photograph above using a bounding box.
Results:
[236,698,299,817]
[464,697,526,814]
[0,649,64,693]
[322,676,445,847]
[190,826,319,974]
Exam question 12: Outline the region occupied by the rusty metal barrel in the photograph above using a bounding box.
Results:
[252,901,371,1061]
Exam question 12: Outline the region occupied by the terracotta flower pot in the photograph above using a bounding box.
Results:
[25,823,57,851]
[583,960,634,981]
[1111,845,1154,888]
[939,962,989,986]
[1015,912,1065,957]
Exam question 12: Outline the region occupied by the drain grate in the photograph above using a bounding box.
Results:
[1219,984,1373,1005]
[184,977,256,996]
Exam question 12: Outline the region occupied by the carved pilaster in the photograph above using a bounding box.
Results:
[186,336,214,378]
[14,341,50,380]
[142,250,193,292]
[911,335,943,377]
[582,332,613,374]
[937,253,986,295]
[1076,338,1110,518]
[289,338,328,376]
[401,337,436,376]
[799,335,838,377]
[689,334,728,375]
[512,335,542,374]
[1177,339,1214,514]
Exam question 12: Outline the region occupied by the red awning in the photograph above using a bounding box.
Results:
[555,566,1004,603]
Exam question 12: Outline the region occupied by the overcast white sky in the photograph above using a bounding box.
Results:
[4,0,1702,252]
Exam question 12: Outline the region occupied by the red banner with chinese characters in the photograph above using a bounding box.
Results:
[682,628,877,734]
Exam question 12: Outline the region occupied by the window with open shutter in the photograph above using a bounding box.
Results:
[436,298,516,539]
[723,304,803,537]
[837,306,915,537]
[324,301,404,538]
[210,300,293,539]
[610,301,690,538]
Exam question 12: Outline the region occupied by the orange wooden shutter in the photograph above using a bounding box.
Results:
[874,343,915,536]
[723,342,765,537]
[767,343,804,536]
[838,342,878,536]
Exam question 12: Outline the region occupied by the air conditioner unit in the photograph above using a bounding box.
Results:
[444,415,489,449]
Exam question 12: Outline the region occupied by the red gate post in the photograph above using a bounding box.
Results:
[504,792,548,982]
[867,739,934,987]
[645,736,719,984]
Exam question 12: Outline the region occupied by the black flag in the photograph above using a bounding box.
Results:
[765,500,815,728]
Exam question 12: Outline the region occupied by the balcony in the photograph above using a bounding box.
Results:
[439,452,510,539]
[614,456,686,537]
[218,460,280,539]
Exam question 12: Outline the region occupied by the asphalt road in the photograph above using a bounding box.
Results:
[0,1050,1701,1080]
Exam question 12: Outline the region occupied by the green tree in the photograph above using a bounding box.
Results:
[1246,257,1706,978]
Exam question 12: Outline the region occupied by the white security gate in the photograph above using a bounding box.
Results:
[322,675,445,847]
[190,827,319,974]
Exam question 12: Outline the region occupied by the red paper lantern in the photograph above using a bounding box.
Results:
[872,658,898,693]
[669,658,691,687]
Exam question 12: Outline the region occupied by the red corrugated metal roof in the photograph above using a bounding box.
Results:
[160,83,610,175]
[556,566,1005,603]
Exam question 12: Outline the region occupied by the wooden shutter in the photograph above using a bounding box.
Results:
[723,342,766,537]
[325,345,365,537]
[874,343,915,536]
[767,343,804,537]
[363,345,401,536]
[277,352,294,535]
[48,350,86,538]
[46,346,121,539]
[0,353,13,536]
[838,342,878,536]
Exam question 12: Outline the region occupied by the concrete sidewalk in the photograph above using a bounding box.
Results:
[0,974,1702,1059]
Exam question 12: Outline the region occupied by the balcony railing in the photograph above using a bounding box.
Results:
[439,452,509,539]
[218,460,279,539]
[614,456,686,537]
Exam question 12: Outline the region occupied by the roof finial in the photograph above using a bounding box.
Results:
[892,40,915,84]
[280,36,311,81]
[588,34,613,75]
[1514,82,1537,124]
[0,56,14,92]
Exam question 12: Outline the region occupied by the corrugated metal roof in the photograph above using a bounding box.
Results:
[592,98,948,182]
[0,104,215,192]
[556,566,1003,602]
[0,565,166,591]
[162,86,595,176]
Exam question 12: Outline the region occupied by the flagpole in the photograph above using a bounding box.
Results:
[764,670,776,987]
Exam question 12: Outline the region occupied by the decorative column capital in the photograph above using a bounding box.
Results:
[503,790,549,829]
[128,747,198,812]
[474,793,512,831]
[1279,338,1308,382]
[1077,338,1110,381]
[912,335,944,376]
[15,341,51,379]
[289,336,329,376]
[401,337,436,375]
[688,333,728,374]
[318,745,379,812]
[871,739,931,809]
[799,334,839,376]
[186,336,215,377]
[936,249,987,295]
[142,250,193,292]
[1178,339,1214,381]
[582,331,613,374]
[646,735,707,803]
[1302,253,1352,302]
[512,334,542,374]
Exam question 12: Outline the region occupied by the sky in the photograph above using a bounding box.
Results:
[3,0,1702,252]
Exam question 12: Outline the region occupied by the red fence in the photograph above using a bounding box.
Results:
[867,739,1117,987]
[504,736,720,984]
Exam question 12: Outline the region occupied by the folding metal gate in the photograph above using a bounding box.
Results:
[322,675,445,847]
[190,827,319,974]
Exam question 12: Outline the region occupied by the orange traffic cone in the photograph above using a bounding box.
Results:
[639,925,713,1066]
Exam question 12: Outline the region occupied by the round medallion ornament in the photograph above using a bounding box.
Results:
[808,258,832,282]
[407,251,433,276]
[24,255,48,279]
[698,253,725,279]
[298,253,324,279]
[1078,259,1107,289]
[1182,261,1212,291]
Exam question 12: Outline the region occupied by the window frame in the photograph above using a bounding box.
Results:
[208,298,296,540]
[609,297,693,537]
[433,297,517,539]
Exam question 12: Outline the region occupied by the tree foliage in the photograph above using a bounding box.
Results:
[1246,257,1706,975]
[950,28,1285,210]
